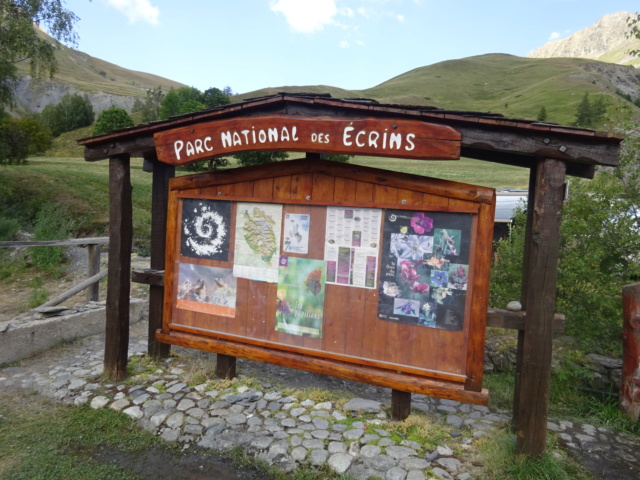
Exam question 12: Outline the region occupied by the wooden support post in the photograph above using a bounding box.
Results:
[515,158,566,456]
[215,353,237,379]
[391,389,411,421]
[512,163,538,432]
[148,154,174,359]
[104,154,133,381]
[621,283,640,421]
[86,244,101,302]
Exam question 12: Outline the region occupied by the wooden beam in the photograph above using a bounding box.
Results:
[215,354,237,379]
[86,244,101,302]
[132,269,164,286]
[515,158,566,456]
[486,309,565,333]
[0,237,109,248]
[157,330,489,406]
[148,154,173,359]
[104,154,133,381]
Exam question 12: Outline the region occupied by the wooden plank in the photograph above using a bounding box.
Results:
[0,237,109,248]
[86,244,101,302]
[391,389,412,421]
[621,283,640,422]
[464,199,495,391]
[153,115,461,166]
[486,309,565,333]
[157,330,489,405]
[132,269,165,286]
[512,163,538,432]
[516,158,566,456]
[167,159,494,205]
[149,157,174,359]
[104,154,133,381]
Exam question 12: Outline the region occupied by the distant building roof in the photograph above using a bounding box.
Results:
[495,190,528,223]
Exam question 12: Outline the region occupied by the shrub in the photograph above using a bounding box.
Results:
[29,204,76,278]
[93,107,134,136]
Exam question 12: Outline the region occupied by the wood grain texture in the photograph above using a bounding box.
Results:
[515,158,566,456]
[104,154,133,381]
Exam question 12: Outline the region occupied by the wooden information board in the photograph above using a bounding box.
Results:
[158,158,494,405]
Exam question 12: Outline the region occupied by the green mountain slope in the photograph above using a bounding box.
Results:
[237,54,640,126]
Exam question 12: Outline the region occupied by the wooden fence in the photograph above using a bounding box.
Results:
[0,237,109,306]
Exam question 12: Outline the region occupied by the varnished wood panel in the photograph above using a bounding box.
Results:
[162,159,495,401]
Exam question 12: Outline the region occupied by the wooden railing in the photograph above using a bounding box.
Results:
[0,237,109,306]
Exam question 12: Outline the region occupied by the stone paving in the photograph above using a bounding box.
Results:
[1,321,639,480]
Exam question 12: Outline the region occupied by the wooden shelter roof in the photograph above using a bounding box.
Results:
[78,92,623,178]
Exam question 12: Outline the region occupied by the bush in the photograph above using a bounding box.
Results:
[29,204,76,278]
[490,174,640,355]
[93,107,134,136]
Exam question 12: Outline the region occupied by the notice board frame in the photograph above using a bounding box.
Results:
[158,159,495,405]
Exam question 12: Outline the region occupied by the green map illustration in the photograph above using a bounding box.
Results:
[243,206,278,262]
[234,203,283,281]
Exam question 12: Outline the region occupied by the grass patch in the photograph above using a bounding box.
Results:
[0,391,163,480]
[385,413,452,451]
[476,428,592,480]
[483,368,640,437]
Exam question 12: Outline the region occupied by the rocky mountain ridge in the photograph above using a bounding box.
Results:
[528,11,640,67]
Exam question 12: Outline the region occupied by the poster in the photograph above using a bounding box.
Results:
[324,207,381,289]
[282,213,310,254]
[233,203,283,282]
[377,209,472,331]
[181,199,232,261]
[176,263,237,317]
[275,256,325,338]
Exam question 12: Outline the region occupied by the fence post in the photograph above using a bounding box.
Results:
[621,283,640,422]
[86,244,101,302]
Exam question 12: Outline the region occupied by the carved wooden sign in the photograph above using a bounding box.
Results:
[153,115,461,165]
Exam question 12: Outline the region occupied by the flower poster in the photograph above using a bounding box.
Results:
[181,199,232,261]
[176,263,237,318]
[275,256,325,338]
[324,207,382,289]
[377,209,472,331]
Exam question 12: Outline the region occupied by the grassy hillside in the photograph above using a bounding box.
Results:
[15,30,185,99]
[236,54,639,126]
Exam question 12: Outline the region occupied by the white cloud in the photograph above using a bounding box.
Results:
[396,14,405,22]
[339,40,350,48]
[270,0,338,33]
[549,31,561,41]
[106,0,159,25]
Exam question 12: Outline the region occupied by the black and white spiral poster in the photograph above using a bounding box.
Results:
[181,199,232,261]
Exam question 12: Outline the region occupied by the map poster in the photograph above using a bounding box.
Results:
[180,199,232,261]
[324,207,382,289]
[233,203,283,283]
[176,263,237,318]
[282,213,310,254]
[377,209,472,331]
[275,256,326,338]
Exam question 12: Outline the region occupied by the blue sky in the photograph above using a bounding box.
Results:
[62,0,638,95]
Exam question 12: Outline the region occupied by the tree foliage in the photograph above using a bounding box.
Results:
[0,116,51,165]
[93,107,134,136]
[574,92,608,128]
[0,0,79,109]
[234,151,288,167]
[491,107,640,354]
[133,86,164,123]
[159,86,232,120]
[40,93,94,136]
